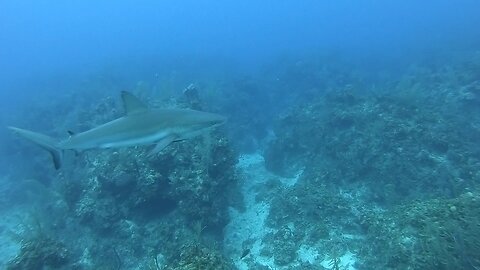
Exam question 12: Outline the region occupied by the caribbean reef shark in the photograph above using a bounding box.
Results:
[8,91,226,169]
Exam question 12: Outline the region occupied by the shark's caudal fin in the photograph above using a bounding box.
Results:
[8,127,63,169]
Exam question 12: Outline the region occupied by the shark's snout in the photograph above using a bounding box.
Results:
[213,115,227,125]
[193,111,227,126]
[207,113,227,127]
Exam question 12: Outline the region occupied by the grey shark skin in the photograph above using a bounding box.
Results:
[8,91,226,169]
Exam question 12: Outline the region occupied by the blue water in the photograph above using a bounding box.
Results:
[1,1,480,269]
[2,1,479,90]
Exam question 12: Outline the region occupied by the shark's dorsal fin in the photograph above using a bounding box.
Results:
[121,91,148,115]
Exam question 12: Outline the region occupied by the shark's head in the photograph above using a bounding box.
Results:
[191,110,227,129]
[174,110,226,138]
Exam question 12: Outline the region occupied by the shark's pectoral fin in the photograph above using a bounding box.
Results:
[51,150,63,170]
[148,135,177,157]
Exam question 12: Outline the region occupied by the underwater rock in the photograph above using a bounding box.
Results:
[57,105,240,267]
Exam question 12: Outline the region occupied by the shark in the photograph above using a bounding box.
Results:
[8,91,226,169]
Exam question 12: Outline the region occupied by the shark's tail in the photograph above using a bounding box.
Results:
[8,126,63,169]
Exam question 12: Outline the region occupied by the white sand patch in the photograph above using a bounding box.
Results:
[297,244,320,264]
[224,153,275,269]
[224,153,308,269]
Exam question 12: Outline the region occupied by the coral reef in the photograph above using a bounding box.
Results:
[7,235,69,270]
[265,69,480,203]
[165,243,235,270]
[59,89,239,268]
[4,86,241,268]
[360,190,480,269]
[261,55,480,269]
[69,128,238,229]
